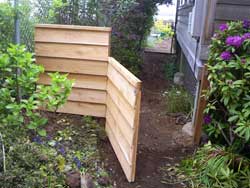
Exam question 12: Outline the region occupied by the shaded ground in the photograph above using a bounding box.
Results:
[100,53,195,188]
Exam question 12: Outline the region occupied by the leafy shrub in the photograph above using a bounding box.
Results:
[164,86,193,114]
[0,3,14,51]
[179,20,250,188]
[179,143,250,188]
[0,44,73,136]
[164,56,177,81]
[204,21,250,150]
[154,19,174,40]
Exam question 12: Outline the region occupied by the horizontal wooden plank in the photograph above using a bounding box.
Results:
[108,63,138,107]
[109,58,141,88]
[106,112,132,164]
[38,73,107,90]
[215,4,250,21]
[35,42,109,61]
[36,24,112,32]
[35,27,110,45]
[68,88,106,104]
[105,121,133,182]
[106,102,134,146]
[36,57,108,76]
[107,80,135,127]
[57,101,106,117]
[217,0,250,6]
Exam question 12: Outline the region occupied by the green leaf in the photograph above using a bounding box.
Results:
[38,129,47,137]
[228,115,238,122]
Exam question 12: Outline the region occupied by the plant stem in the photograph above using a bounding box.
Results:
[218,123,231,146]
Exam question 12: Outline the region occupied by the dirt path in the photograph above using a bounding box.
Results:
[101,54,194,188]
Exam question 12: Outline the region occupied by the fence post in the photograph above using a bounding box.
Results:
[14,0,22,103]
[193,65,209,144]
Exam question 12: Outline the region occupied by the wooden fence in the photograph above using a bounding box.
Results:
[35,24,141,182]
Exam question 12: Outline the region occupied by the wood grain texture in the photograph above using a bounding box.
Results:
[109,57,141,88]
[36,57,108,76]
[106,95,134,146]
[34,24,143,183]
[106,111,133,164]
[38,73,107,90]
[105,121,133,182]
[217,0,250,6]
[35,27,110,45]
[107,80,135,127]
[193,66,209,144]
[36,42,109,61]
[68,88,106,104]
[130,90,142,181]
[215,3,250,21]
[108,63,139,107]
[57,101,106,117]
[36,24,112,32]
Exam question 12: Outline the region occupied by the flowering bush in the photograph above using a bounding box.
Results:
[204,21,250,150]
[154,19,174,40]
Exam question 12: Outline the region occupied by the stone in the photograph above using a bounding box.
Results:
[66,171,80,188]
[81,174,95,188]
[182,122,194,137]
[174,72,184,86]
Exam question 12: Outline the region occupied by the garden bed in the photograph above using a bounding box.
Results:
[0,112,112,188]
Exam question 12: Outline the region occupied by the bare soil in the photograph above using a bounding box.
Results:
[99,54,195,188]
[42,53,195,188]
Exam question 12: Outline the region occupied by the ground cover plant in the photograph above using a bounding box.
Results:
[164,86,193,115]
[0,44,112,187]
[177,21,250,188]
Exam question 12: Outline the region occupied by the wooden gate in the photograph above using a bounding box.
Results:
[35,24,141,182]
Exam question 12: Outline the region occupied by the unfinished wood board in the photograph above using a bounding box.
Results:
[68,88,106,104]
[35,24,142,183]
[38,73,107,91]
[36,24,112,32]
[107,80,135,127]
[106,59,142,182]
[57,101,106,117]
[109,57,141,87]
[108,61,141,107]
[36,42,109,61]
[35,27,110,45]
[106,110,133,163]
[36,57,108,76]
[193,66,209,144]
[105,121,133,181]
[106,95,135,146]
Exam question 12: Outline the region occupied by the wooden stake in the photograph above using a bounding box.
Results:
[193,65,209,144]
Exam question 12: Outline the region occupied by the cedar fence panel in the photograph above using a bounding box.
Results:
[106,57,141,182]
[35,24,142,182]
[35,24,110,118]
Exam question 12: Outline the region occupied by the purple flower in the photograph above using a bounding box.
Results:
[242,59,246,64]
[33,136,43,144]
[226,36,243,48]
[243,20,250,29]
[220,51,232,61]
[58,147,66,156]
[73,157,82,169]
[219,23,228,31]
[204,115,212,124]
[242,33,250,41]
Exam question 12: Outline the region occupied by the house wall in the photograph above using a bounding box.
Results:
[176,0,250,129]
[200,0,250,61]
[176,1,203,82]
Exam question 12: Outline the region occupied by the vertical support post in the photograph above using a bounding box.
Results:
[14,0,22,103]
[193,65,209,144]
[14,0,20,44]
